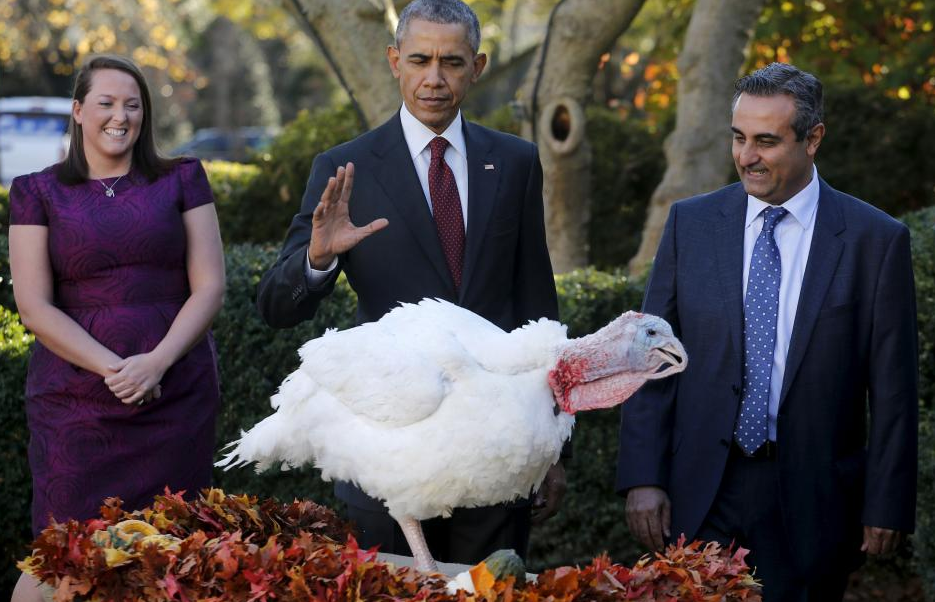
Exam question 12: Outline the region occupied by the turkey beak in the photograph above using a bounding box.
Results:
[649,340,687,379]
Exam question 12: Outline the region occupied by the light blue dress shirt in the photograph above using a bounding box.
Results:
[742,165,820,441]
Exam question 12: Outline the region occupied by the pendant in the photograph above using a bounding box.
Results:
[105,188,115,197]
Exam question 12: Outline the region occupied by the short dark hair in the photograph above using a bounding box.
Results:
[58,53,178,184]
[733,62,824,141]
[395,0,481,54]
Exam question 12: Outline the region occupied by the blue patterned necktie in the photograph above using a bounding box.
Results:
[735,206,789,454]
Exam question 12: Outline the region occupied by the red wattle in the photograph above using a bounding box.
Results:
[548,356,589,414]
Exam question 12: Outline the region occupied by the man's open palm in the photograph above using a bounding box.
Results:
[309,162,389,268]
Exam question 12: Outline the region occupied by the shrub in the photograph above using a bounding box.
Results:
[917,408,935,602]
[555,267,645,338]
[903,206,935,409]
[903,205,935,601]
[0,185,9,233]
[473,103,522,137]
[821,86,935,218]
[0,233,13,311]
[585,107,666,270]
[210,243,356,507]
[0,307,34,595]
[202,161,266,245]
[204,105,362,245]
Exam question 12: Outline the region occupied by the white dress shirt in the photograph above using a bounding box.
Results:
[399,102,470,226]
[742,165,820,441]
[305,103,469,284]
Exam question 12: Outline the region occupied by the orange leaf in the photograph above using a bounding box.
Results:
[469,561,496,599]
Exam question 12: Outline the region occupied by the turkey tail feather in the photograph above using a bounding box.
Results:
[215,370,320,472]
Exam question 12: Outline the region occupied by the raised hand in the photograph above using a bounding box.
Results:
[308,162,389,269]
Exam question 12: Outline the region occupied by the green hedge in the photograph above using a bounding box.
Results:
[202,161,267,246]
[905,206,935,408]
[0,233,12,311]
[0,185,9,234]
[584,108,666,271]
[908,207,935,601]
[0,306,34,595]
[209,243,355,507]
[918,407,935,602]
[820,86,935,218]
[206,106,362,245]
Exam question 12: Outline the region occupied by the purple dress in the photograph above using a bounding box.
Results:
[9,158,220,536]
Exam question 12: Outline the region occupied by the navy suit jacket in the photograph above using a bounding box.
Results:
[616,178,918,577]
[257,112,559,508]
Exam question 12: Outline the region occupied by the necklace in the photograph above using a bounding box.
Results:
[99,174,125,197]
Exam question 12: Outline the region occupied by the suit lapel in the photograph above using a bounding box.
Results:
[371,113,454,291]
[715,185,748,361]
[779,179,845,405]
[459,121,499,301]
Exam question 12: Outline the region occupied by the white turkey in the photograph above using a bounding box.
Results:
[218,298,686,572]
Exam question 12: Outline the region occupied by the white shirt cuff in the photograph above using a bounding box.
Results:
[304,252,338,288]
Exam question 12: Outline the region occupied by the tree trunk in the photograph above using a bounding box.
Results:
[628,0,767,275]
[288,0,401,129]
[518,0,645,274]
[208,18,239,134]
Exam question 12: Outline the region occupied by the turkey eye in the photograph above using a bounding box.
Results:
[647,329,657,336]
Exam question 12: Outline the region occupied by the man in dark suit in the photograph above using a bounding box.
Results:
[256,0,562,565]
[616,63,918,601]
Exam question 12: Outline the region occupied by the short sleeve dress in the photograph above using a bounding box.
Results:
[9,158,220,536]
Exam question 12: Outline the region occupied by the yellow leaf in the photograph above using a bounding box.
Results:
[16,555,43,577]
[103,548,135,568]
[116,519,159,537]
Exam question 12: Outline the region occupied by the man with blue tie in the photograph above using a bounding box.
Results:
[617,63,918,601]
[256,0,562,566]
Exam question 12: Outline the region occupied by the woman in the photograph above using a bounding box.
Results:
[9,55,224,602]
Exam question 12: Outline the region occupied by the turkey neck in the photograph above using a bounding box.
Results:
[547,323,649,415]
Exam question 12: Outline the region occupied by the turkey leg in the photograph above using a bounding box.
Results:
[397,515,438,572]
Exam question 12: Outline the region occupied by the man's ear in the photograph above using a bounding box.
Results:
[471,53,487,82]
[387,45,401,79]
[806,122,825,157]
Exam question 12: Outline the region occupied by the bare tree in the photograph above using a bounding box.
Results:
[288,0,401,129]
[518,0,646,273]
[628,0,767,274]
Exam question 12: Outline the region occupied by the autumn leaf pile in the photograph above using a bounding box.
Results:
[20,489,761,601]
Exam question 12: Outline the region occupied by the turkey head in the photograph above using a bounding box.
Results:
[548,311,686,414]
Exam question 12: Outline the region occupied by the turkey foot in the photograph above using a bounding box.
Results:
[398,515,438,572]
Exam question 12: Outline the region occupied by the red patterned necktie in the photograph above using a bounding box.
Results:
[428,136,465,289]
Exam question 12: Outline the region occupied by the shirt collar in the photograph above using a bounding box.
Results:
[745,164,820,230]
[399,103,466,161]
